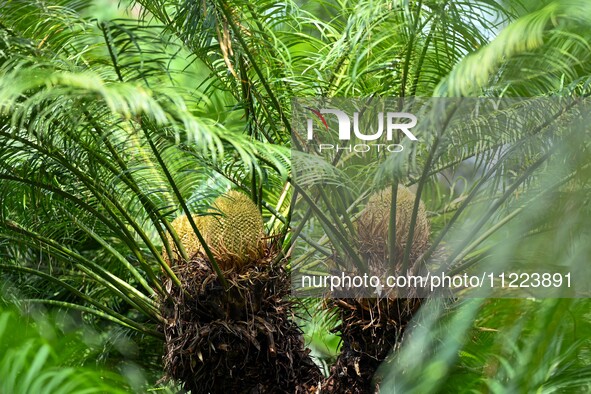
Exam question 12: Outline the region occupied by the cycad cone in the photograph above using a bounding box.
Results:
[205,190,265,269]
[164,215,206,266]
[164,191,265,270]
[357,185,430,262]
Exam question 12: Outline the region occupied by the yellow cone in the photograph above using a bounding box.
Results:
[357,185,430,262]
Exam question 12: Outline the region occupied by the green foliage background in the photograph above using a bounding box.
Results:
[0,0,590,392]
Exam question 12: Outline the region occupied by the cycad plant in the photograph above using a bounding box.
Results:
[1,0,590,392]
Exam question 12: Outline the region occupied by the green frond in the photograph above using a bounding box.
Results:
[438,0,591,96]
[0,307,131,394]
